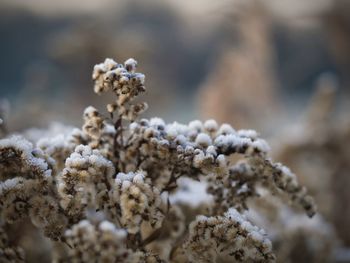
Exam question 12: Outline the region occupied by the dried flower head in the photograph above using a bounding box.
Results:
[184,208,275,262]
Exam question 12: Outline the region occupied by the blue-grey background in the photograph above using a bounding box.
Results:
[0,0,349,132]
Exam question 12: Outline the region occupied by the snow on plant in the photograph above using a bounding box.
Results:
[0,58,316,262]
[184,209,274,262]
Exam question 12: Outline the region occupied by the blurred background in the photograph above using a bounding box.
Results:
[0,0,349,131]
[0,0,350,261]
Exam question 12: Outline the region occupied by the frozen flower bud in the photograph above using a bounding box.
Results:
[238,129,258,139]
[206,145,217,156]
[107,103,117,113]
[92,63,105,80]
[150,117,165,130]
[124,58,137,73]
[104,70,117,82]
[185,145,194,154]
[204,119,218,133]
[195,133,212,147]
[217,123,235,135]
[132,73,145,85]
[84,106,98,118]
[82,107,105,140]
[133,172,144,184]
[251,139,270,153]
[188,120,203,132]
[104,58,118,71]
[175,134,187,145]
[216,154,226,168]
[127,102,149,121]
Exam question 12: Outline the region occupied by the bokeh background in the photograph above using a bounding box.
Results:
[1,0,349,132]
[1,0,350,261]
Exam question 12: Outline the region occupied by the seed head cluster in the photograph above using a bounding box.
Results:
[0,58,316,262]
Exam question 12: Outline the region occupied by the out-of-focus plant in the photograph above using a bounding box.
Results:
[0,99,10,138]
[0,58,316,262]
[197,4,280,131]
[275,74,350,248]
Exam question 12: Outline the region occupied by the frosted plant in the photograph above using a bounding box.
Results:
[275,75,350,249]
[247,197,338,263]
[0,136,67,240]
[113,172,164,234]
[0,227,25,262]
[0,57,316,262]
[92,57,147,122]
[183,209,274,263]
[37,127,86,170]
[58,145,115,222]
[62,220,160,263]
